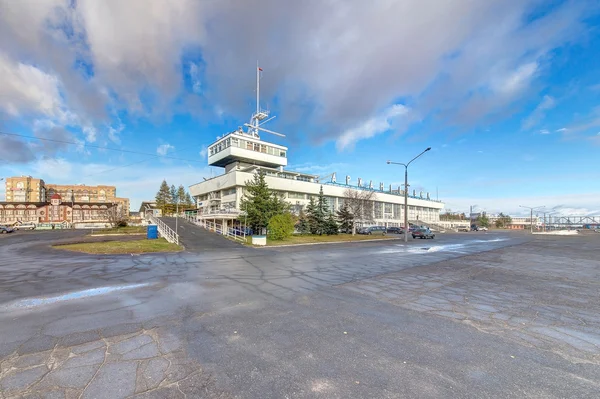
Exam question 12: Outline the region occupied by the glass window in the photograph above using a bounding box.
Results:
[279,151,286,157]
[246,141,253,150]
[260,145,267,153]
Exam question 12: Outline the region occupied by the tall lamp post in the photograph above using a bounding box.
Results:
[387,147,432,243]
[519,205,544,233]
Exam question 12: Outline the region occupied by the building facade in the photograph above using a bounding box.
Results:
[4,176,46,203]
[189,71,444,230]
[0,194,120,225]
[3,177,130,218]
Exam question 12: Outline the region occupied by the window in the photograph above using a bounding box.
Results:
[260,145,267,153]
[279,151,286,157]
[374,202,383,219]
[288,192,305,200]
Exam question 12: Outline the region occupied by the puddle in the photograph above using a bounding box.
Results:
[1,283,151,310]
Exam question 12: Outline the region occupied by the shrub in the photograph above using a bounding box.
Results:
[268,213,296,240]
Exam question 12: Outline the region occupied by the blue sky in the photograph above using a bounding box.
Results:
[1,0,599,216]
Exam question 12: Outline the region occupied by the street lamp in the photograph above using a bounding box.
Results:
[519,205,544,233]
[387,147,432,243]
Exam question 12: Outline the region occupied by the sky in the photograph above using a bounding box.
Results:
[1,0,599,217]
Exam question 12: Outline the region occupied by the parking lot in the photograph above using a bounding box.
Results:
[0,230,599,398]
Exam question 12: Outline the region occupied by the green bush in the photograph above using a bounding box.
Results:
[268,213,296,240]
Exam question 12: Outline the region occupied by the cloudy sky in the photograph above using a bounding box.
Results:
[1,0,599,216]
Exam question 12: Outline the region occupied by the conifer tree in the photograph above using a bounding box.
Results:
[336,202,353,234]
[155,180,172,216]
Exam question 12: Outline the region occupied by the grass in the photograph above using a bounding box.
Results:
[54,238,182,254]
[246,233,397,246]
[90,226,146,235]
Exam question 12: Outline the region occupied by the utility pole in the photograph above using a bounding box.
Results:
[519,205,544,233]
[387,147,432,243]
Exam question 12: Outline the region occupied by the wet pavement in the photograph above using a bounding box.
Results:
[0,230,599,398]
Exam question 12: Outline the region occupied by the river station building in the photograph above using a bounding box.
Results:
[189,69,444,231]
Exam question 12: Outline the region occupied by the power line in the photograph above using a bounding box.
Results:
[0,131,203,163]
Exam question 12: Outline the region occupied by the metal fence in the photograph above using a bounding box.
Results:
[148,214,179,245]
[183,213,246,243]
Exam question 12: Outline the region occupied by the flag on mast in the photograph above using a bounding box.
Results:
[258,67,263,71]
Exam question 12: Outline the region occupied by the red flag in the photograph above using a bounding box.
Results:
[258,67,263,71]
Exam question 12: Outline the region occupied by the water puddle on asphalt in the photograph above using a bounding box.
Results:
[0,283,151,311]
[378,237,510,255]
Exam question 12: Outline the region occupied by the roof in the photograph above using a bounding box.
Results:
[51,193,62,200]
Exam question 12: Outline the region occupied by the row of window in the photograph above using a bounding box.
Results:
[209,136,287,158]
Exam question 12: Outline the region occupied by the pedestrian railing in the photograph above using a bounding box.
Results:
[148,214,179,245]
[183,214,246,243]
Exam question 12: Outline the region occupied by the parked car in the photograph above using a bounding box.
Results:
[412,227,435,239]
[14,222,36,230]
[358,226,387,235]
[456,227,470,232]
[386,226,404,234]
[478,226,488,231]
[0,225,15,234]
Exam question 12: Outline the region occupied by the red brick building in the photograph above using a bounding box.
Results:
[0,194,120,225]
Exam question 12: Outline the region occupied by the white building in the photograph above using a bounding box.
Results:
[189,68,444,231]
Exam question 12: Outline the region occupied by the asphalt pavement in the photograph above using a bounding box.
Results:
[0,229,599,398]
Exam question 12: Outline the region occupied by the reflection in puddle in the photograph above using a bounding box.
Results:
[1,283,150,310]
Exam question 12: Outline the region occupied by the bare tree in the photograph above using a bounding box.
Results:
[343,188,377,235]
[102,204,128,228]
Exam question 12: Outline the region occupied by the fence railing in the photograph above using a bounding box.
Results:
[148,214,179,245]
[183,213,246,243]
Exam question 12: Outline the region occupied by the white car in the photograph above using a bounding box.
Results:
[15,222,36,230]
[478,226,488,231]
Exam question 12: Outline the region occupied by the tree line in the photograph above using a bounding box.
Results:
[155,180,195,215]
[241,170,378,240]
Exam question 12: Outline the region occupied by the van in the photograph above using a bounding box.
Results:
[15,222,36,230]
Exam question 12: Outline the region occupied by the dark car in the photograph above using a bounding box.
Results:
[386,226,404,234]
[412,227,435,239]
[0,225,15,234]
[358,226,387,235]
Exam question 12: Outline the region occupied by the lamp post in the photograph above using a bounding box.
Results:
[387,147,432,243]
[519,205,544,233]
[175,198,179,237]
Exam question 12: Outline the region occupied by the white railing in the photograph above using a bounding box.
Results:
[183,213,246,243]
[148,214,179,245]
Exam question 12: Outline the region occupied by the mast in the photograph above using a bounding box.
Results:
[256,62,260,137]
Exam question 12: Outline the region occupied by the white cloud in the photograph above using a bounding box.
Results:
[538,129,550,135]
[0,52,68,122]
[190,63,202,94]
[0,0,591,152]
[82,126,97,142]
[157,143,175,156]
[199,145,208,159]
[443,192,600,217]
[336,104,409,151]
[522,95,556,130]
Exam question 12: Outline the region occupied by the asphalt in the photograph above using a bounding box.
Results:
[159,216,243,251]
[0,229,599,398]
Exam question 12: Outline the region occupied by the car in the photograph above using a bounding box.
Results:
[358,226,387,235]
[478,226,488,231]
[412,227,435,239]
[457,227,470,232]
[0,225,15,234]
[14,222,36,230]
[386,226,404,234]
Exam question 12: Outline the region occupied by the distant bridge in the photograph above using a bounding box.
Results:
[545,215,600,228]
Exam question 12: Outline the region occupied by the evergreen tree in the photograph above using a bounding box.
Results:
[240,170,289,234]
[324,213,339,235]
[314,185,328,235]
[176,185,187,205]
[297,208,310,234]
[185,192,194,207]
[305,196,319,234]
[155,180,172,216]
[336,202,353,234]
